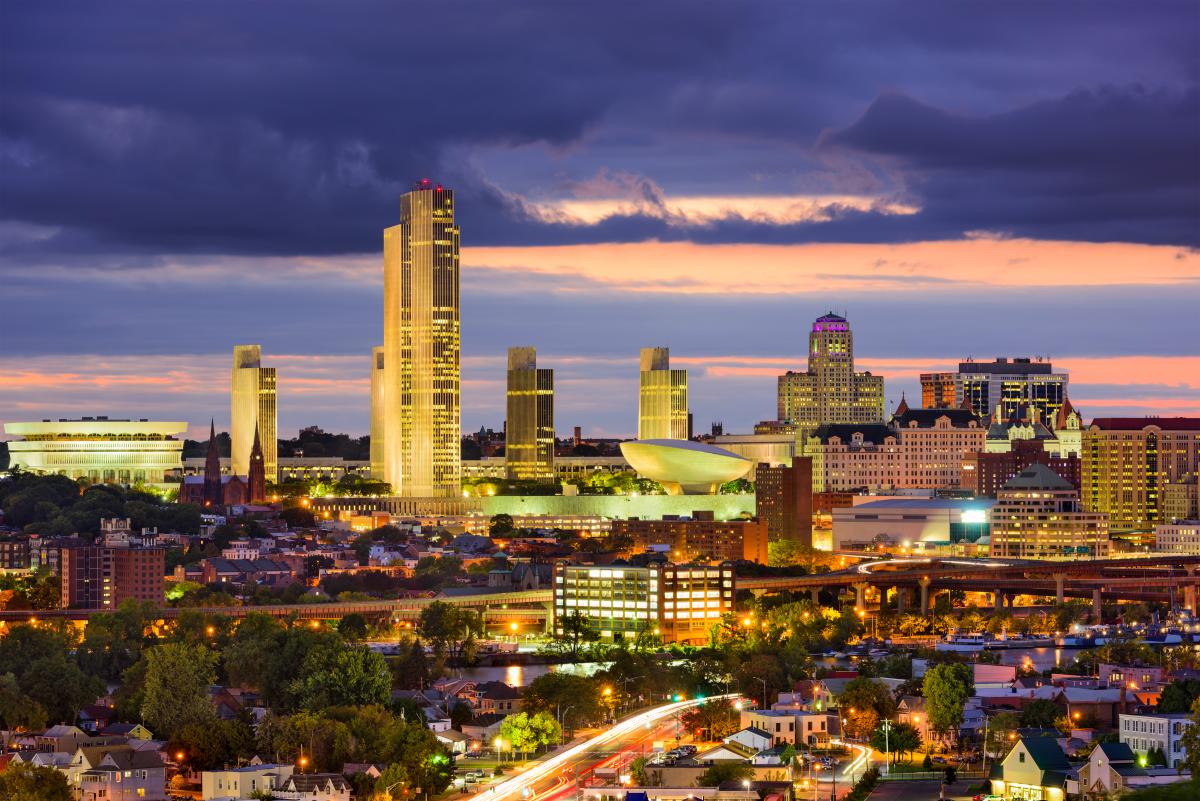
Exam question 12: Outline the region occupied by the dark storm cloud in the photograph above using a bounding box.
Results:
[1,1,1197,258]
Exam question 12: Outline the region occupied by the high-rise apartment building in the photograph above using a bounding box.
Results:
[60,541,165,609]
[923,357,1066,421]
[383,180,461,497]
[755,456,814,546]
[990,464,1110,560]
[505,346,555,481]
[1082,418,1200,530]
[231,344,278,483]
[777,313,884,443]
[370,346,385,481]
[638,347,688,440]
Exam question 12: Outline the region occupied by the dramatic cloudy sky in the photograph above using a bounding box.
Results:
[2,1,1198,440]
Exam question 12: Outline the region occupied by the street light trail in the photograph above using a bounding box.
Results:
[467,695,736,801]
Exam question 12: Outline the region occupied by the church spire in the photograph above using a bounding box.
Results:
[203,420,223,507]
[894,393,910,416]
[247,421,266,503]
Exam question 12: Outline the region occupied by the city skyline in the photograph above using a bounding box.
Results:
[1,3,1197,441]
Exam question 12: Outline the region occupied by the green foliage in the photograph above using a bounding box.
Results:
[489,513,515,534]
[523,672,605,729]
[870,721,922,764]
[1180,698,1200,776]
[0,763,74,801]
[1158,679,1200,714]
[549,610,600,659]
[337,613,369,640]
[418,601,480,663]
[841,767,880,801]
[174,718,256,770]
[291,646,391,710]
[0,672,47,735]
[681,698,740,740]
[77,599,157,681]
[141,642,218,738]
[837,677,897,740]
[696,761,755,786]
[498,711,562,756]
[923,662,974,740]
[1019,699,1062,729]
[984,711,1022,756]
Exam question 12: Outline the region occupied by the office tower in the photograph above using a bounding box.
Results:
[370,346,385,481]
[383,180,461,497]
[553,562,734,645]
[638,347,688,440]
[776,313,885,443]
[755,456,814,547]
[231,344,278,483]
[953,357,1066,421]
[505,346,555,481]
[990,464,1110,560]
[1082,418,1200,529]
[921,372,957,408]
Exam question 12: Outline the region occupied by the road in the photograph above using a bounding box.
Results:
[464,696,734,801]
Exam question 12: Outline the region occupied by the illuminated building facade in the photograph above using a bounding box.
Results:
[961,439,1080,497]
[777,313,884,442]
[990,464,1110,559]
[383,180,461,497]
[638,347,688,440]
[755,456,813,546]
[1154,521,1200,555]
[927,357,1067,421]
[890,402,986,489]
[505,346,555,481]
[832,498,993,554]
[231,344,278,483]
[553,562,734,644]
[370,346,385,480]
[1082,418,1200,530]
[920,372,957,408]
[611,512,768,563]
[3,418,185,487]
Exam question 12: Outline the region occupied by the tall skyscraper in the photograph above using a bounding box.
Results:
[922,357,1067,421]
[231,344,277,483]
[1082,417,1200,529]
[638,347,688,440]
[383,180,461,497]
[370,346,385,481]
[505,346,555,480]
[776,312,884,442]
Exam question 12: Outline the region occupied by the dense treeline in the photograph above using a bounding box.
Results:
[0,470,201,538]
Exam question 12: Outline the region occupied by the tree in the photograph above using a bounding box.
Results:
[173,719,256,770]
[923,663,974,743]
[553,610,599,659]
[418,601,480,663]
[258,711,352,773]
[870,721,922,765]
[338,613,370,640]
[22,655,104,725]
[1180,698,1200,776]
[374,762,411,799]
[984,711,1022,757]
[0,763,73,801]
[489,514,515,535]
[681,698,740,740]
[523,673,604,729]
[498,711,562,758]
[1019,699,1063,729]
[292,646,391,710]
[735,653,788,706]
[450,700,473,729]
[77,600,155,681]
[838,677,897,740]
[696,761,755,786]
[141,643,217,738]
[1158,679,1200,714]
[0,673,47,742]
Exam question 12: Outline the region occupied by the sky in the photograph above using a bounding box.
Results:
[1,1,1198,441]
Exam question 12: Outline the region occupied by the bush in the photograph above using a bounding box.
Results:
[841,767,880,801]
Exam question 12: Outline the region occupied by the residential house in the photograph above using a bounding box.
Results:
[695,742,758,763]
[202,763,294,800]
[989,737,1071,801]
[475,681,524,715]
[36,724,90,753]
[273,773,353,801]
[71,746,166,801]
[725,727,773,753]
[1119,712,1195,769]
[1101,663,1166,690]
[101,723,154,741]
[1071,741,1190,797]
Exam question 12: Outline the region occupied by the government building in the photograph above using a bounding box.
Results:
[3,417,186,488]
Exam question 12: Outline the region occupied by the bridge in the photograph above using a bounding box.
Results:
[740,554,1200,620]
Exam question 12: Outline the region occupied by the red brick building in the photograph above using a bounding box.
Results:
[755,456,813,547]
[60,544,165,609]
[613,512,769,564]
[961,438,1081,497]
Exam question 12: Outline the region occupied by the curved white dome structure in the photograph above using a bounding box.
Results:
[620,439,753,495]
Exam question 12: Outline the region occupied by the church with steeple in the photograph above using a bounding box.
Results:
[179,420,268,507]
